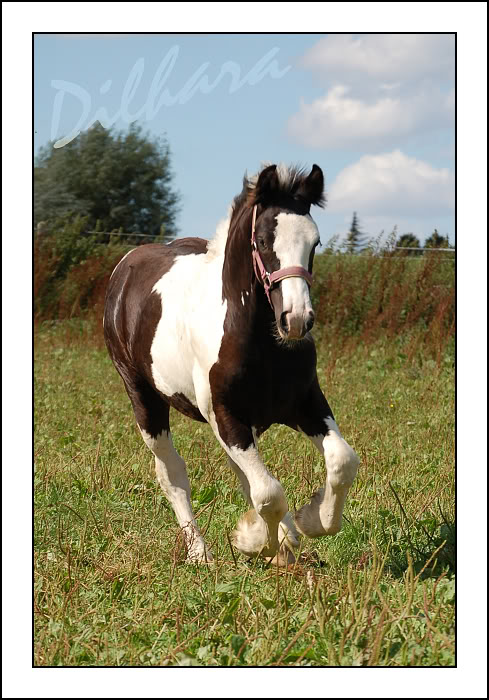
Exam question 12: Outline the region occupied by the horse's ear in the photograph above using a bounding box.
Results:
[298,164,326,207]
[252,164,280,205]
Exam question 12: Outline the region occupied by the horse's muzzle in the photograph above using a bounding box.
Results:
[280,310,315,339]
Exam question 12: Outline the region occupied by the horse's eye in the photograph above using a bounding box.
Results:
[257,237,266,249]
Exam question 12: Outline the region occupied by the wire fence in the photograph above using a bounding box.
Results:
[83,230,169,242]
[34,226,455,258]
[37,229,172,245]
[84,230,159,239]
[394,247,455,253]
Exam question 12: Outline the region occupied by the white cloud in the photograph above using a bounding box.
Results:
[287,84,454,150]
[300,34,455,84]
[289,34,455,151]
[328,150,454,217]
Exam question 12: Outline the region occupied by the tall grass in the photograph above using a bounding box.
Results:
[311,252,454,365]
[34,231,454,361]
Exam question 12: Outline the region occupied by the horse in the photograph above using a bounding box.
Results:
[103,163,359,565]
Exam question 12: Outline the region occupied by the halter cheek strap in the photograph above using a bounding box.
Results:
[250,205,313,308]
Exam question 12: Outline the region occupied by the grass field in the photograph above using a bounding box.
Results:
[34,318,455,667]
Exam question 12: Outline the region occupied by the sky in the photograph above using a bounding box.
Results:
[34,33,455,245]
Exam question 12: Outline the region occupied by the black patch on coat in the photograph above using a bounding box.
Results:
[104,239,208,438]
[210,164,333,451]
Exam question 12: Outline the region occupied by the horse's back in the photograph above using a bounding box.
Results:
[107,238,208,293]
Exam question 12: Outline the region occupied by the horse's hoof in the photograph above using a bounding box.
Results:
[185,549,214,564]
[269,547,296,567]
[295,489,328,538]
[279,511,301,549]
[232,509,270,557]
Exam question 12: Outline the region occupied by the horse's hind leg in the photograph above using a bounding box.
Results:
[140,428,212,563]
[126,378,212,563]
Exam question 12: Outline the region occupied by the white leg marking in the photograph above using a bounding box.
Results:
[227,456,252,503]
[207,412,288,558]
[139,428,212,562]
[228,455,300,557]
[208,425,287,557]
[278,511,300,551]
[296,418,359,537]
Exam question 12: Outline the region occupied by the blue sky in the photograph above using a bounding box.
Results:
[34,33,455,244]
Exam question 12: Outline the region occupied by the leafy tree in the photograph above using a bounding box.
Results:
[345,212,367,254]
[397,233,421,255]
[34,123,180,239]
[424,229,450,249]
[398,233,421,249]
[34,169,91,225]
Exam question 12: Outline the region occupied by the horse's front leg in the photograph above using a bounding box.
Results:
[227,456,299,564]
[209,413,288,560]
[296,382,360,537]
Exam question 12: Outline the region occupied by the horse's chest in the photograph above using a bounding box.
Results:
[218,341,315,426]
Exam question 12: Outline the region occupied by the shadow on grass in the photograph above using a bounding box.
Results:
[322,507,455,581]
[375,499,455,579]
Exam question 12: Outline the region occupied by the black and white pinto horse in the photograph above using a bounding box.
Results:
[104,164,359,565]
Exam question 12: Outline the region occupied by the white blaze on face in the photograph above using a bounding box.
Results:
[273,212,319,327]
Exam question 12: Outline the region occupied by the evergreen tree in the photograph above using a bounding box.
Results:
[34,123,180,239]
[424,229,447,249]
[345,212,367,254]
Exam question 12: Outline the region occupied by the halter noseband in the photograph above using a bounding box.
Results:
[250,205,313,308]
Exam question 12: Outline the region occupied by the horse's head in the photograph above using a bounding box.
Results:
[250,164,325,341]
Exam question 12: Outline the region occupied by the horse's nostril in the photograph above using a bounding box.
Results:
[280,311,289,333]
[305,311,315,332]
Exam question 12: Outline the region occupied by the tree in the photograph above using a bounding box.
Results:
[345,212,367,254]
[424,229,448,249]
[34,168,90,225]
[397,232,421,255]
[34,123,180,239]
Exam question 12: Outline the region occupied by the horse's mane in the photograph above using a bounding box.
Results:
[243,162,311,204]
[206,163,312,260]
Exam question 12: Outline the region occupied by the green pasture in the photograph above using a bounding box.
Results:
[34,319,455,667]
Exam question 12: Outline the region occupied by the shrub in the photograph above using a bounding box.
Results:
[311,251,454,361]
[34,215,132,320]
[34,224,454,362]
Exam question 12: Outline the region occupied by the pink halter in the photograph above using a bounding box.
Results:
[250,205,313,308]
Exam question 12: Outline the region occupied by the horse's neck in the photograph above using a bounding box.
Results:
[221,209,254,307]
[217,211,274,338]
